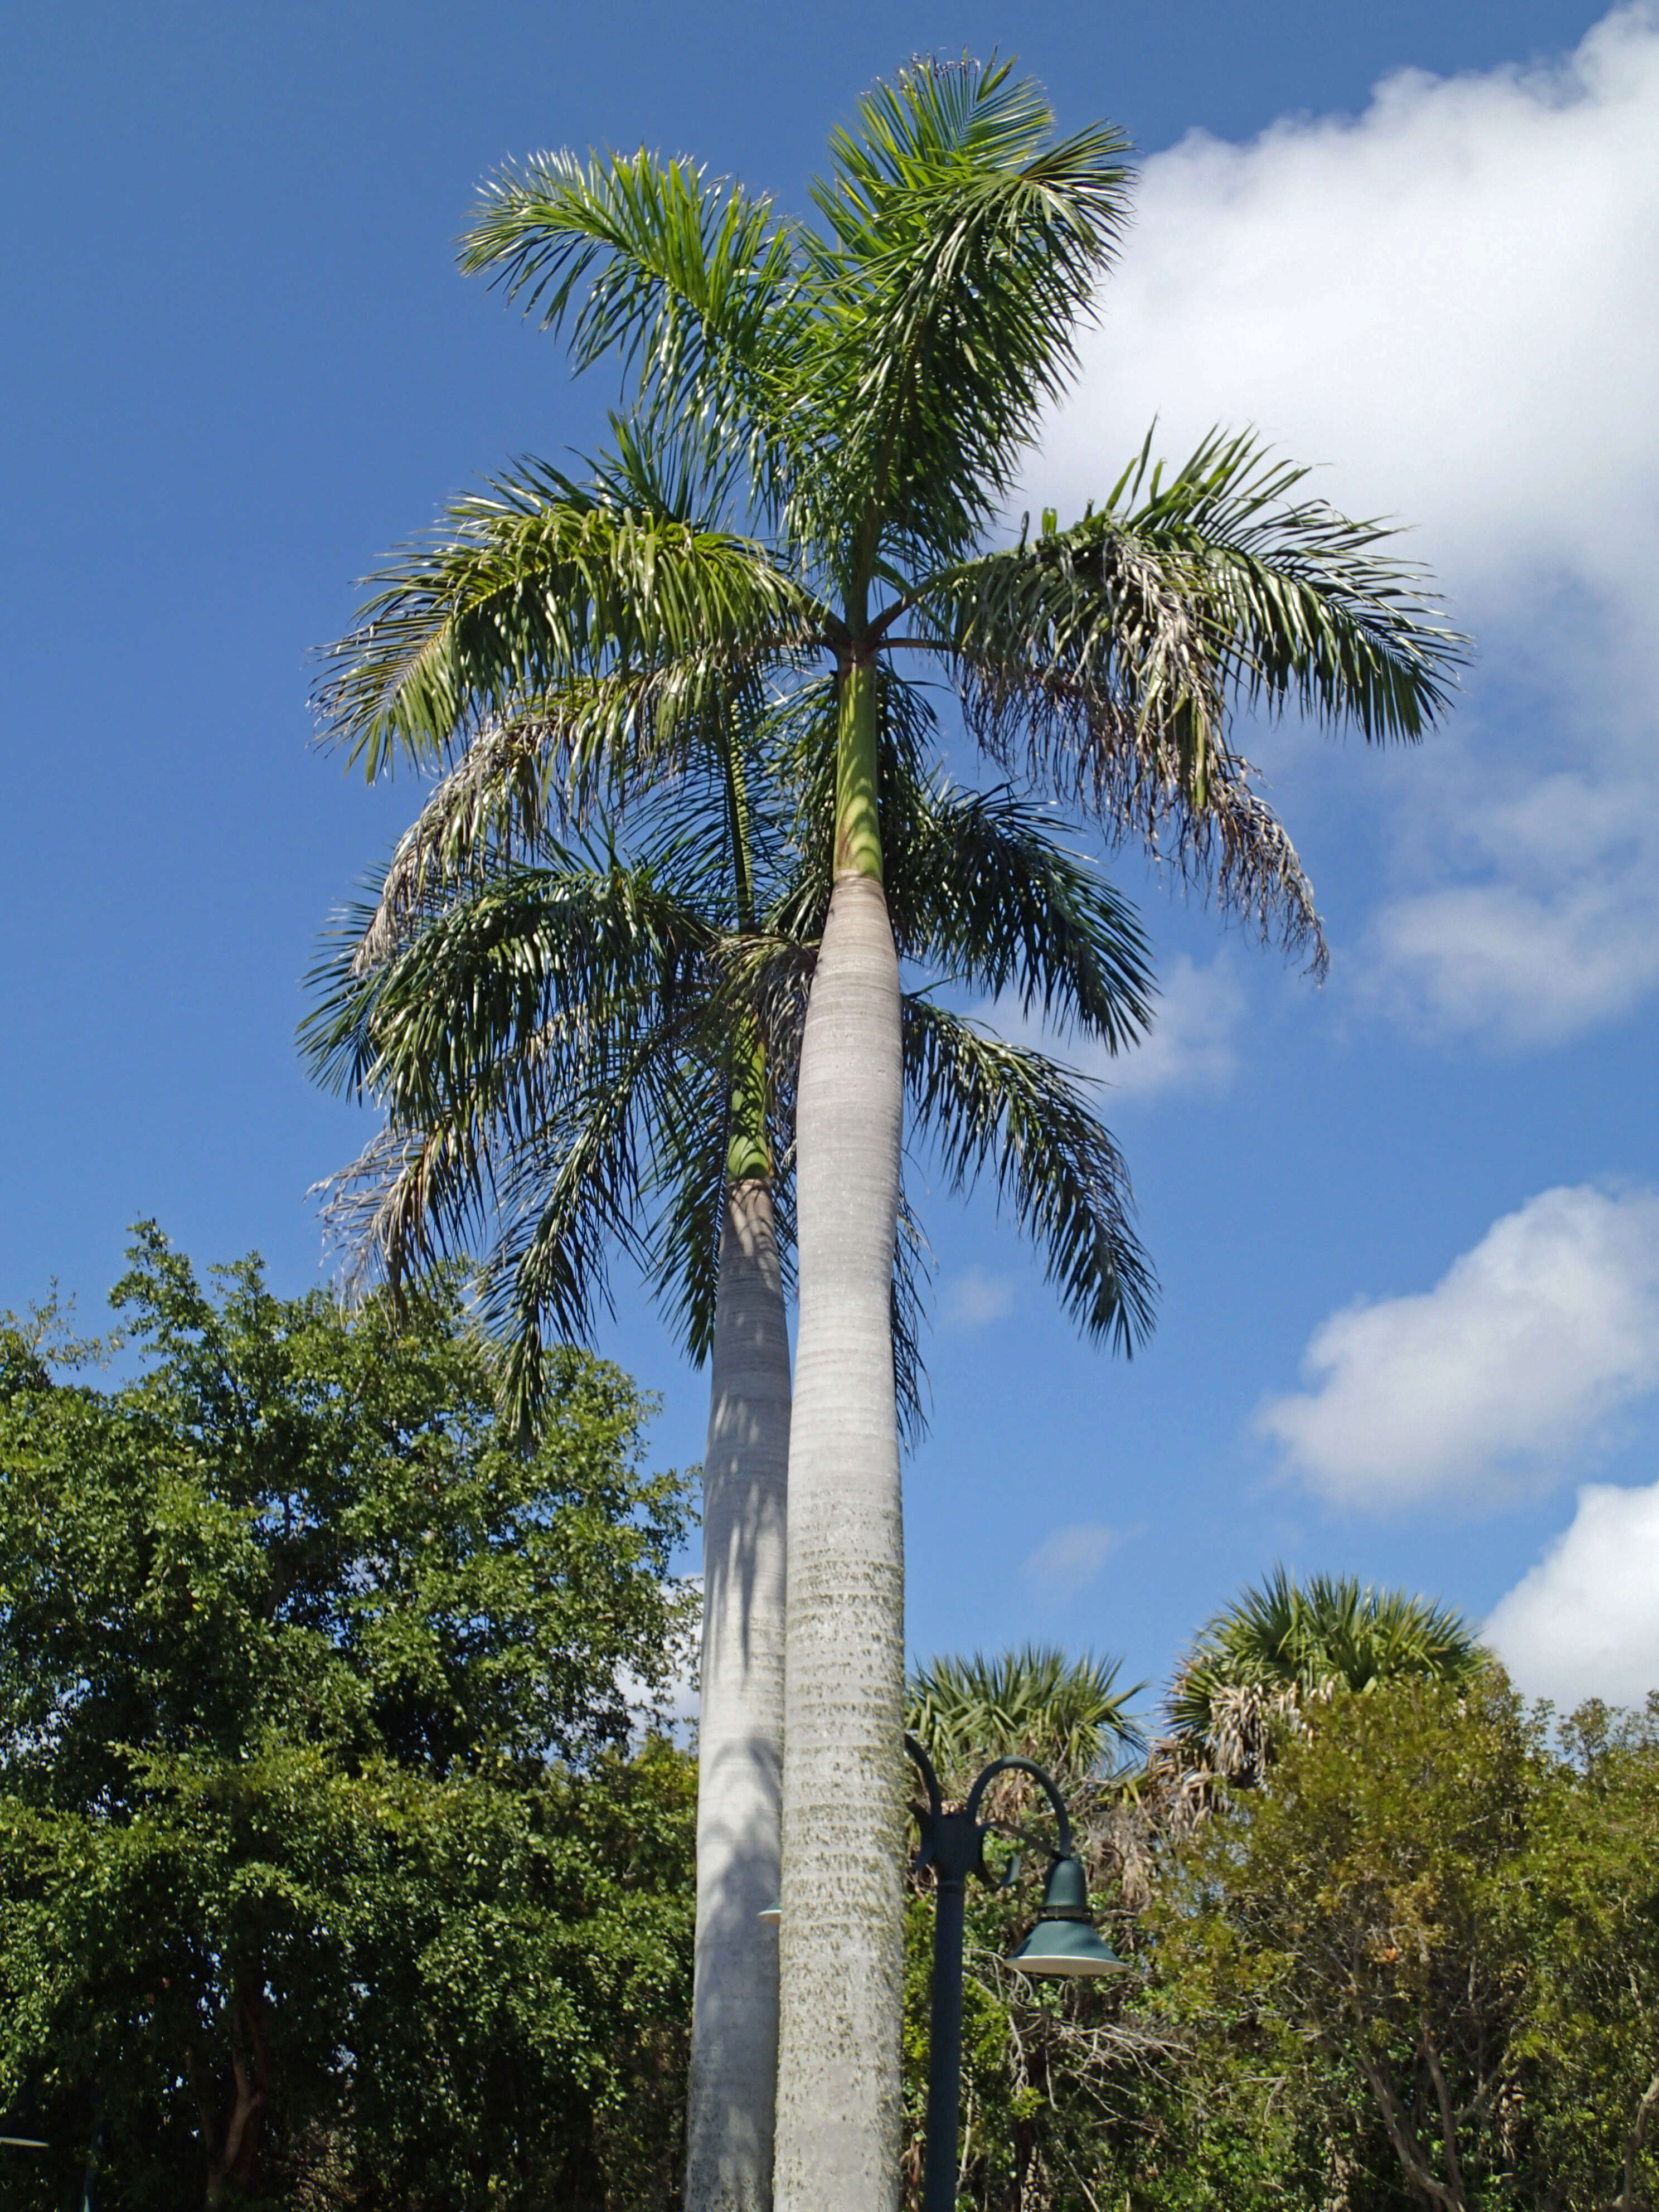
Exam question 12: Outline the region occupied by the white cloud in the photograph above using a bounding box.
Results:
[1487,1480,1659,1707]
[1023,1520,1120,1603]
[943,1264,1015,1326]
[979,950,1245,1100]
[1031,7,1659,1043]
[1258,1186,1659,1509]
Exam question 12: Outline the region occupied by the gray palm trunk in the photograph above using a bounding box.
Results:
[772,874,907,2212]
[686,1174,792,2212]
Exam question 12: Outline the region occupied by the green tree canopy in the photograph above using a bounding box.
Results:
[0,1230,698,2211]
[1150,1673,1659,2212]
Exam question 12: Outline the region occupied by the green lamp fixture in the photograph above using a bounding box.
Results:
[1007,1852,1127,1979]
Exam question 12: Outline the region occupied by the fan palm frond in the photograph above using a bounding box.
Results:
[1165,1565,1486,1781]
[908,1645,1145,1794]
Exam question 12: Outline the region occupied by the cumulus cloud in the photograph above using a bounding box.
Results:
[979,951,1245,1100]
[1031,7,1659,1043]
[1023,1521,1120,1603]
[943,1264,1015,1326]
[1258,1186,1659,1509]
[1487,1480,1659,1707]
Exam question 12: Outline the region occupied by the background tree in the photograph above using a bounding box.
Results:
[0,1232,697,2211]
[317,60,1463,2202]
[1148,1670,1659,2212]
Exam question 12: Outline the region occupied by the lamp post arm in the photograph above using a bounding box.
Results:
[903,1732,943,1821]
[962,1756,1074,1860]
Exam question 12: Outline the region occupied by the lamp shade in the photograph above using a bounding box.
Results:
[1007,1855,1127,1981]
[757,1901,781,1925]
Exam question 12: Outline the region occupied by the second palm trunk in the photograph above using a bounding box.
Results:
[773,874,906,2212]
[686,1178,792,2212]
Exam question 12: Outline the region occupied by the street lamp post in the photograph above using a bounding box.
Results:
[903,1734,1125,2212]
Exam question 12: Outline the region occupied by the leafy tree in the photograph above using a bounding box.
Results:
[314,59,1463,2204]
[1149,1671,1659,2212]
[305,654,1156,2209]
[0,1231,697,2211]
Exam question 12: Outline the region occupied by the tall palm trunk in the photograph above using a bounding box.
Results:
[773,826,906,2212]
[686,1172,792,2212]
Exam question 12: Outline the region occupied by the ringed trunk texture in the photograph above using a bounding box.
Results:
[773,872,906,2212]
[686,1177,792,2212]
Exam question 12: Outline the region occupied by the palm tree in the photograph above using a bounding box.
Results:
[305,610,1156,2212]
[314,60,1463,2209]
[907,1644,1143,1797]
[1165,1567,1485,1789]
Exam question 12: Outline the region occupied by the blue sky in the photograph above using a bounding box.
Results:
[4,0,1656,1724]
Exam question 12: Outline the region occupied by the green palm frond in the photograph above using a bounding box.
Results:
[890,1177,934,1452]
[1166,1565,1486,1758]
[929,429,1464,970]
[300,848,714,1130]
[474,1021,695,1428]
[459,149,807,490]
[803,59,1133,566]
[642,1039,738,1367]
[902,1001,1155,1354]
[908,1645,1145,1791]
[348,663,788,975]
[888,784,1153,1047]
[313,461,822,777]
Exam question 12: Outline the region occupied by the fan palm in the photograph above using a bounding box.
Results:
[313,58,1463,2208]
[1166,1567,1485,1787]
[304,642,1154,2212]
[907,1645,1143,1796]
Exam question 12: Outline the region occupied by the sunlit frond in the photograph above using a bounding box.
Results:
[886,783,1152,1047]
[802,59,1134,567]
[459,148,807,494]
[312,462,821,777]
[908,1645,1146,1793]
[928,429,1464,971]
[1165,1565,1486,1782]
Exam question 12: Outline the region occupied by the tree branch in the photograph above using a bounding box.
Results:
[1419,2024,1466,2205]
[1621,2064,1659,2212]
[1354,2044,1467,2212]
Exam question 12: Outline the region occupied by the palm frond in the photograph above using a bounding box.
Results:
[642,1041,735,1367]
[891,1175,934,1451]
[300,850,715,1128]
[908,1645,1146,1792]
[887,783,1153,1048]
[902,1001,1156,1354]
[803,59,1133,569]
[929,429,1465,971]
[312,460,821,777]
[459,148,806,493]
[1166,1565,1485,1763]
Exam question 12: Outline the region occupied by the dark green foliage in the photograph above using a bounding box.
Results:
[901,1645,1659,2212]
[303,669,1159,1437]
[0,1230,697,2210]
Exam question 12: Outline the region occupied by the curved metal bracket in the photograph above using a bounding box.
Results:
[961,1755,1075,1861]
[904,1732,944,1821]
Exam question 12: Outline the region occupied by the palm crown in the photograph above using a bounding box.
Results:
[1166,1567,1485,1786]
[315,60,1459,928]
